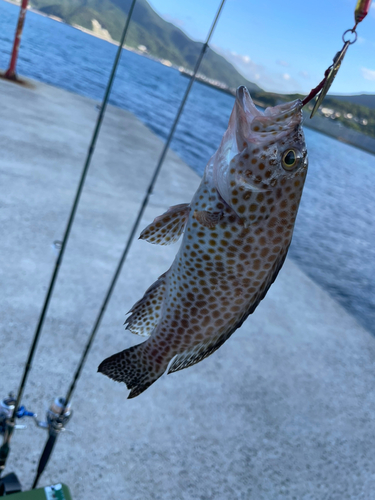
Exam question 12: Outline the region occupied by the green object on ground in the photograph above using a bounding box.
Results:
[7,484,72,500]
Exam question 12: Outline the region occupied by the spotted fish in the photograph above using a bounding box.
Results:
[98,86,308,398]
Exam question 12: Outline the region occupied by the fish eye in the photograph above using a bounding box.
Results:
[282,149,300,170]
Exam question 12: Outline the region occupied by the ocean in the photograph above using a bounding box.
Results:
[1,0,374,335]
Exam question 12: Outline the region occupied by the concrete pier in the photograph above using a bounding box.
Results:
[1,77,375,499]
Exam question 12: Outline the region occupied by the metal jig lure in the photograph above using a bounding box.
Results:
[302,0,373,115]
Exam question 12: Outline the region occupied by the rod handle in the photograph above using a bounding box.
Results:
[32,433,57,489]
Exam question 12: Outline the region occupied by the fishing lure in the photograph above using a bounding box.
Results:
[99,87,308,398]
[306,0,373,116]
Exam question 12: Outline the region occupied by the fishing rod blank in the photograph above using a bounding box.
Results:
[0,0,138,480]
[31,0,226,489]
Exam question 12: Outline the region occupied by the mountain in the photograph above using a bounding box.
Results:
[328,94,375,110]
[249,90,375,141]
[28,0,261,92]
[23,0,375,142]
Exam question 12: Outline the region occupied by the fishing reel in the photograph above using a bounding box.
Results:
[0,393,36,434]
[0,395,72,495]
[35,397,72,436]
[0,393,36,495]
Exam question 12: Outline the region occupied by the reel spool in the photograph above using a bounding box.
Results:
[35,398,72,435]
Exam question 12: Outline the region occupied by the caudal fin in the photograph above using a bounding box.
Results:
[98,342,167,399]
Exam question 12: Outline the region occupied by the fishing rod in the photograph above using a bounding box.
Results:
[31,0,226,489]
[0,0,138,489]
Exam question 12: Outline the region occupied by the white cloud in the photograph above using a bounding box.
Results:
[361,67,375,81]
[299,70,309,79]
[212,46,304,93]
[162,14,185,28]
[277,60,289,67]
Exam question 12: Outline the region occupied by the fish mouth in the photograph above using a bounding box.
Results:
[234,86,303,147]
[236,85,263,122]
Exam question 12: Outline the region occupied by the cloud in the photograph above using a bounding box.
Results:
[361,67,375,81]
[163,14,185,28]
[298,70,309,79]
[212,45,305,93]
[230,51,251,64]
[277,60,289,67]
[223,49,266,80]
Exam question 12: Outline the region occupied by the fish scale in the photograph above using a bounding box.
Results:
[99,86,308,398]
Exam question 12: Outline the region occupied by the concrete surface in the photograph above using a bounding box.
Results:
[1,77,375,500]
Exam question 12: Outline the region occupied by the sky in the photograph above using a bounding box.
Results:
[148,0,375,95]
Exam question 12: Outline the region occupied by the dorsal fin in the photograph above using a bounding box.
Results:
[139,203,190,245]
[125,272,167,337]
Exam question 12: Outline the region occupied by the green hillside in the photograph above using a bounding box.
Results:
[251,90,375,141]
[25,0,375,139]
[28,0,261,92]
[329,93,375,110]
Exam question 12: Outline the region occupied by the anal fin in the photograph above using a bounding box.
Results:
[125,272,167,337]
[168,336,228,374]
[140,203,190,245]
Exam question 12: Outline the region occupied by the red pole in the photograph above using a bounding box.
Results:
[4,0,29,80]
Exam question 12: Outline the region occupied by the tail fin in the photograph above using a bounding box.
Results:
[98,341,167,399]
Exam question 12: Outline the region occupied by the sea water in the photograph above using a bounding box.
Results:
[1,0,374,335]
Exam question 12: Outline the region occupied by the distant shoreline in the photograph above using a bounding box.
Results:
[179,72,375,156]
[3,0,375,156]
[2,0,174,62]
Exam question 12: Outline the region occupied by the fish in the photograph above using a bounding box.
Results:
[98,86,308,398]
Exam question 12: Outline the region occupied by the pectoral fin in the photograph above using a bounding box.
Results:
[193,210,223,229]
[140,203,190,245]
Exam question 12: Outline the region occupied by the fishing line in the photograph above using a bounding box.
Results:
[0,0,138,480]
[31,0,226,488]
[302,0,372,114]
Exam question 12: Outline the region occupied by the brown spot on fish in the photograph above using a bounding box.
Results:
[99,87,308,398]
